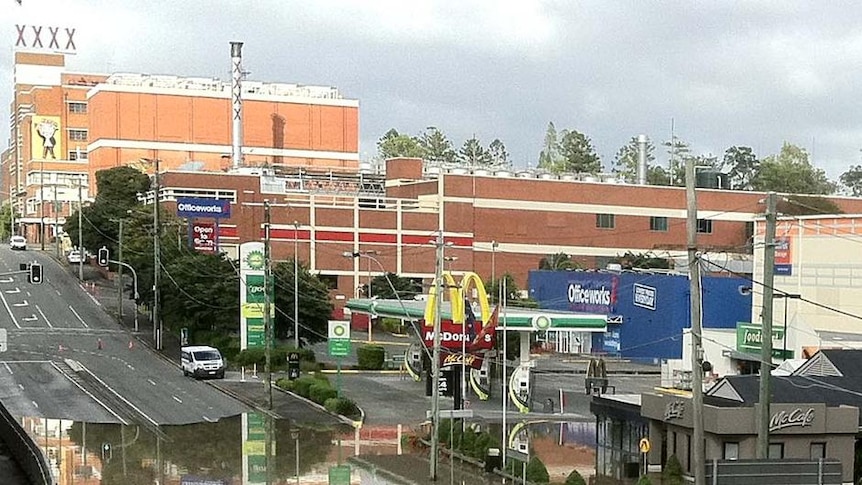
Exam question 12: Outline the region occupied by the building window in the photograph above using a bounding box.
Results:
[810,442,826,460]
[697,219,713,234]
[318,274,338,290]
[650,216,668,232]
[68,102,87,114]
[69,129,88,142]
[768,442,784,459]
[596,213,615,229]
[723,442,739,460]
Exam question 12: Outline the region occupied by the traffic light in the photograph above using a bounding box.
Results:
[97,247,109,267]
[28,263,42,285]
[101,442,112,461]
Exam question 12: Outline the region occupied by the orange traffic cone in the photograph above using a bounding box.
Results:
[97,338,103,350]
[58,344,64,352]
[128,340,134,350]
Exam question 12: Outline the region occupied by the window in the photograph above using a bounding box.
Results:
[596,213,615,229]
[69,129,88,142]
[768,442,784,459]
[723,442,739,460]
[68,102,87,114]
[697,219,713,234]
[810,442,826,460]
[318,274,338,290]
[650,216,668,232]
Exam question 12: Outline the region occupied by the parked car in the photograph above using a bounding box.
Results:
[181,346,226,379]
[66,250,82,264]
[9,236,26,250]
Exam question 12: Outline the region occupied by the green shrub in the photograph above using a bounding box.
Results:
[357,345,386,370]
[636,475,652,485]
[324,397,359,418]
[526,456,550,483]
[380,318,405,334]
[663,454,683,485]
[293,376,320,397]
[309,382,337,404]
[299,360,322,373]
[565,469,586,485]
[275,377,295,392]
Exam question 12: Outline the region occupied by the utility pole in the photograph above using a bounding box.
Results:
[293,220,300,349]
[264,200,273,409]
[53,185,59,259]
[40,159,45,251]
[685,157,705,485]
[757,192,777,458]
[117,218,124,322]
[153,158,162,350]
[429,230,443,481]
[77,180,83,281]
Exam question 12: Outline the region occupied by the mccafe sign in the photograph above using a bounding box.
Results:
[769,407,815,432]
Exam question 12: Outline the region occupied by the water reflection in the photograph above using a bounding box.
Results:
[20,416,596,484]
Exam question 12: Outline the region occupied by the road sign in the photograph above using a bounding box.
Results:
[426,409,474,420]
[506,448,529,463]
[639,437,651,453]
[0,329,7,352]
[328,465,351,485]
[328,321,351,357]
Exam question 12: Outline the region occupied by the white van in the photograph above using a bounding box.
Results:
[181,345,226,379]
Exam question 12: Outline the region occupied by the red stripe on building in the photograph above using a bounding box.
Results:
[401,234,473,247]
[315,230,354,242]
[267,229,311,240]
[219,226,238,238]
[359,233,397,244]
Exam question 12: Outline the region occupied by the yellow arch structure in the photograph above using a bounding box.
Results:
[423,271,493,326]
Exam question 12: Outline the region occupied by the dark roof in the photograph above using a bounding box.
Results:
[706,374,862,411]
[812,349,862,377]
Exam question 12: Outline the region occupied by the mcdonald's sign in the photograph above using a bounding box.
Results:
[422,272,497,351]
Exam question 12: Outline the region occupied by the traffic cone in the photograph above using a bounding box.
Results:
[97,338,103,350]
[58,344,64,352]
[128,340,134,350]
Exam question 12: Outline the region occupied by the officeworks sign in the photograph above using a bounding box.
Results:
[176,198,231,219]
[567,274,619,313]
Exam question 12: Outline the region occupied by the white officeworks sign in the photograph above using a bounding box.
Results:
[633,284,656,310]
[176,198,231,219]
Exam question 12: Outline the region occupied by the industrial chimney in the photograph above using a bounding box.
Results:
[636,134,648,185]
[230,41,244,170]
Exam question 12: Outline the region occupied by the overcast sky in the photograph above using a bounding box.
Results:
[4,1,862,179]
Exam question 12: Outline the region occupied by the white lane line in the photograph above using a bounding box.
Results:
[172,395,182,404]
[22,315,37,322]
[12,300,28,307]
[32,401,38,408]
[18,384,23,390]
[35,305,53,328]
[2,363,11,374]
[55,289,61,296]
[0,278,12,283]
[69,306,89,328]
[82,366,158,428]
[0,285,20,329]
[203,415,215,422]
[50,361,128,425]
[147,379,156,386]
[4,288,20,294]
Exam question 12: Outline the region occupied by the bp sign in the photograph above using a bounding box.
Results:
[328,321,351,357]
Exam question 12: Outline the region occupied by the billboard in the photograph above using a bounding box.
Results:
[774,237,792,276]
[177,198,231,219]
[239,242,270,350]
[566,274,619,314]
[190,221,217,252]
[31,116,61,160]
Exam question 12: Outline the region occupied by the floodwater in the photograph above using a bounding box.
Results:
[24,415,596,484]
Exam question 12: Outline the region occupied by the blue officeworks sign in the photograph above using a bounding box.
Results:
[567,274,619,314]
[176,198,231,219]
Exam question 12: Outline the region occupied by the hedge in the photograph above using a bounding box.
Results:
[309,382,338,404]
[324,397,359,418]
[565,470,586,485]
[357,345,385,370]
[234,346,317,370]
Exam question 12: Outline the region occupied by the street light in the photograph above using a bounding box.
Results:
[775,293,802,358]
[491,240,499,286]
[343,250,378,342]
[444,255,458,272]
[293,221,300,349]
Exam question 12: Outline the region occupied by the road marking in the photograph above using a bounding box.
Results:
[126,364,135,371]
[0,278,12,283]
[22,315,37,322]
[147,379,156,386]
[203,415,214,422]
[0,287,20,328]
[18,384,23,390]
[35,305,53,328]
[82,366,158,428]
[69,306,89,328]
[51,361,128,425]
[31,401,38,408]
[55,290,61,296]
[2,363,11,374]
[4,288,20,294]
[12,300,28,307]
[172,395,182,404]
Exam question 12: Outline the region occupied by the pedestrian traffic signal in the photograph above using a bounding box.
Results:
[97,247,109,267]
[101,442,112,461]
[28,263,42,285]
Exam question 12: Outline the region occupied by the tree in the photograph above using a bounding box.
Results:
[557,129,601,174]
[376,128,424,160]
[662,454,684,485]
[722,146,759,190]
[778,195,842,216]
[612,136,656,182]
[486,272,522,305]
[564,469,587,485]
[419,127,456,164]
[663,136,691,186]
[363,273,421,300]
[617,251,670,270]
[538,253,579,270]
[0,203,11,240]
[839,165,862,196]
[273,260,333,346]
[458,136,492,166]
[537,122,561,171]
[752,142,835,194]
[488,138,510,167]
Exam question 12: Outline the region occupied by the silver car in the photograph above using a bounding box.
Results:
[9,236,26,250]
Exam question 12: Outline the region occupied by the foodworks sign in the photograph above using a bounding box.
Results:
[177,198,231,219]
[567,275,618,313]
